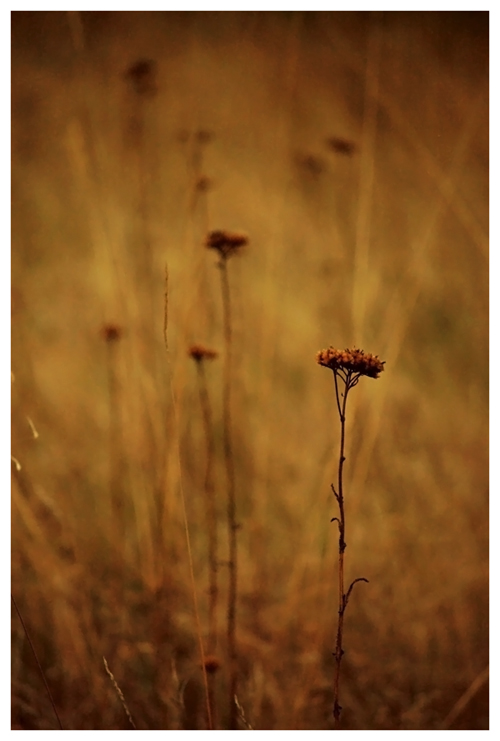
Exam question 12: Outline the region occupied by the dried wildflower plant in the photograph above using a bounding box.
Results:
[316,346,385,729]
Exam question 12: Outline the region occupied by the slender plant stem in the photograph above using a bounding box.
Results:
[219,257,238,729]
[330,370,368,728]
[196,360,219,652]
[163,268,213,730]
[11,593,63,730]
[332,372,349,728]
[195,359,219,728]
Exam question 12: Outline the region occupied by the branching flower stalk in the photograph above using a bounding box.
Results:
[206,230,248,730]
[316,346,385,730]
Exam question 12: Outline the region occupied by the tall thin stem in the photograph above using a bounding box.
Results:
[164,269,213,730]
[11,594,63,730]
[331,371,367,729]
[332,372,349,728]
[195,358,219,728]
[195,360,219,654]
[219,257,238,729]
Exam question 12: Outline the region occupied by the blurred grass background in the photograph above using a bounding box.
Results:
[11,10,488,730]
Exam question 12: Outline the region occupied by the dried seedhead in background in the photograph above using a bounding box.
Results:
[203,655,221,675]
[295,152,327,178]
[196,129,214,146]
[189,345,218,363]
[326,137,357,156]
[101,324,123,343]
[125,59,158,96]
[205,230,248,261]
[195,176,213,193]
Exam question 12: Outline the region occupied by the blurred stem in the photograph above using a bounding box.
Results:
[11,594,63,730]
[195,359,219,728]
[219,256,238,729]
[106,340,123,529]
[195,360,218,650]
[164,268,213,730]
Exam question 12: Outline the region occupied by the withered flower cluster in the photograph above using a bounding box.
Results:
[316,346,385,379]
[205,230,248,260]
[189,344,218,362]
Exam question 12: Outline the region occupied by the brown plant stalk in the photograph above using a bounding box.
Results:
[164,268,213,730]
[189,344,220,727]
[317,346,385,729]
[206,230,248,729]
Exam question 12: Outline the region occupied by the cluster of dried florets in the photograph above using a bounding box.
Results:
[205,230,248,260]
[316,346,385,379]
[189,344,218,362]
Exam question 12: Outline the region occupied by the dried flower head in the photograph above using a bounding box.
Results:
[196,129,214,145]
[295,152,326,177]
[195,175,212,192]
[326,137,357,156]
[101,324,123,343]
[203,655,221,674]
[316,346,385,379]
[125,59,158,96]
[189,344,218,362]
[205,230,248,260]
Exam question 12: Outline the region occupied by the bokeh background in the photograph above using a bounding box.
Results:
[11,10,488,730]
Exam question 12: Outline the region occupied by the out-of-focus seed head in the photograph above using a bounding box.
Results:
[189,344,218,362]
[125,59,158,97]
[205,230,249,260]
[203,655,221,674]
[102,324,123,343]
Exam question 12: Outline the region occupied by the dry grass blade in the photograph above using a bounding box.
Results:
[164,266,213,730]
[440,666,489,730]
[103,656,137,730]
[235,694,254,730]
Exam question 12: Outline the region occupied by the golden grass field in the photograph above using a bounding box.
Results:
[11,10,488,730]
